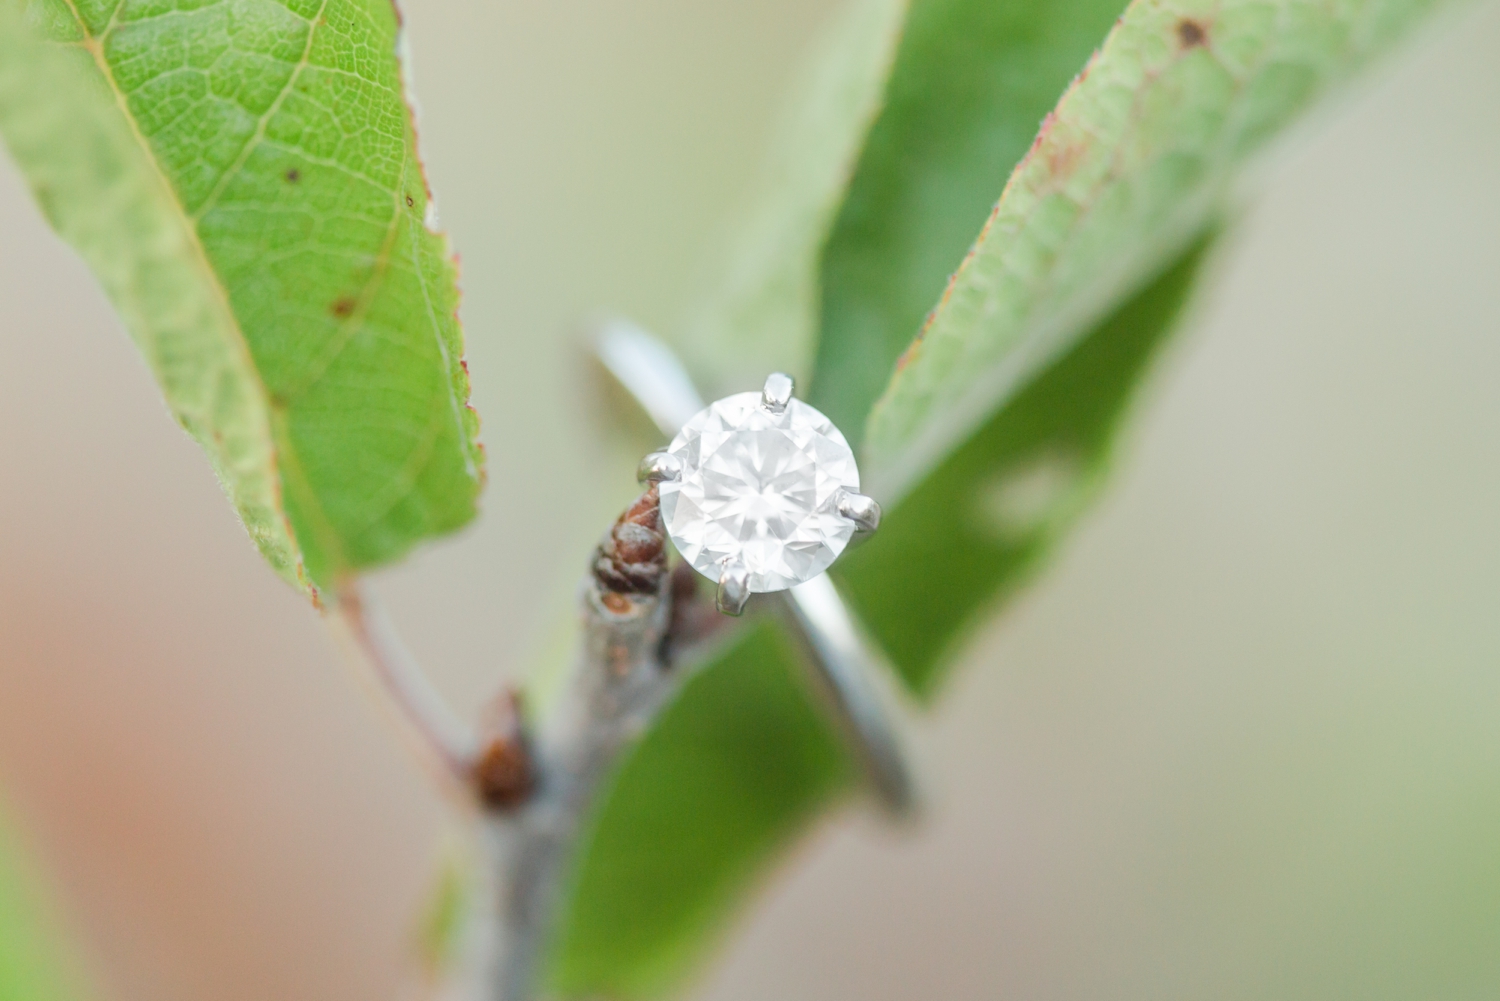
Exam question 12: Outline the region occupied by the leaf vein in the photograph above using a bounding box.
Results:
[188,0,332,222]
[50,0,319,578]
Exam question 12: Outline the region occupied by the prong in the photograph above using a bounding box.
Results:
[761,372,794,413]
[716,560,752,616]
[837,490,881,533]
[637,451,682,484]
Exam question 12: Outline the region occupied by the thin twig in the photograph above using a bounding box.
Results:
[328,487,705,1001]
[335,581,480,793]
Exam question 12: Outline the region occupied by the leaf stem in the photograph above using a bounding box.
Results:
[334,581,480,792]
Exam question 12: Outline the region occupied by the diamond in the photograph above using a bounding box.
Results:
[659,391,860,593]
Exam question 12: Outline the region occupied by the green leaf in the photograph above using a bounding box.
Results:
[862,0,1443,499]
[834,230,1214,695]
[810,0,1134,443]
[548,621,851,1000]
[677,0,908,394]
[0,0,483,593]
[0,807,81,1001]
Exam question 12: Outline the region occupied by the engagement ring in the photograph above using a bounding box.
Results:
[639,373,880,615]
[598,322,916,815]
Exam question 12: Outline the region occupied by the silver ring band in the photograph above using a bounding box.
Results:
[596,320,918,816]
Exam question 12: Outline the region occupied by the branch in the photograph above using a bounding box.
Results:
[332,486,720,1001]
[483,484,694,1001]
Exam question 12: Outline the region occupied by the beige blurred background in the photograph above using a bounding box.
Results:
[2,1,1499,999]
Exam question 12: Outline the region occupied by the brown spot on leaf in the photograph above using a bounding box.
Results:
[1177,18,1207,48]
[1046,138,1085,179]
[330,296,356,318]
[284,168,300,183]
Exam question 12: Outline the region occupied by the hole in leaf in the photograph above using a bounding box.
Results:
[977,450,1086,540]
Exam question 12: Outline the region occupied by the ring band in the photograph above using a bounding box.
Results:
[596,321,918,816]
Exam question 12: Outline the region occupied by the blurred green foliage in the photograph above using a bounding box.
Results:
[552,237,1212,998]
[549,623,850,998]
[811,0,1129,441]
[0,809,77,1001]
[836,231,1214,695]
[554,0,1449,995]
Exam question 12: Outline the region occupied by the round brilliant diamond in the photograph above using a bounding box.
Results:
[659,392,860,593]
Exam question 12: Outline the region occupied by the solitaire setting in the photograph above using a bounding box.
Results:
[639,373,880,615]
[602,324,914,813]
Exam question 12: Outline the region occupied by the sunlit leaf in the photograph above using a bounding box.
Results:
[0,0,484,594]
